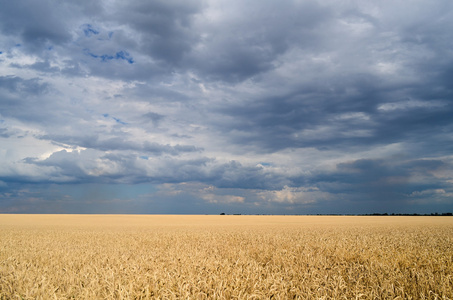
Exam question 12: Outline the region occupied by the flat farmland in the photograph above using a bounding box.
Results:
[0,215,452,299]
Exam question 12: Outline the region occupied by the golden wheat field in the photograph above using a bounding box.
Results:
[0,215,452,299]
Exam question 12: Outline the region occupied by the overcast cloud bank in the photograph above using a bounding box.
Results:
[1,0,452,214]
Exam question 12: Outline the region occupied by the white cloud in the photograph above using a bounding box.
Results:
[202,193,245,204]
[378,100,447,111]
[257,186,323,205]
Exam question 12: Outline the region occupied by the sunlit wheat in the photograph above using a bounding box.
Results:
[1,215,452,299]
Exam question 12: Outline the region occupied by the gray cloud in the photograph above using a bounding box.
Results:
[113,0,204,65]
[0,76,49,95]
[185,0,333,82]
[302,158,453,212]
[17,149,287,195]
[0,1,70,49]
[38,133,202,156]
[0,0,452,214]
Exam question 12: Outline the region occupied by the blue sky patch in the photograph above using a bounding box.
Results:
[82,24,100,37]
[115,51,134,64]
[84,49,134,64]
[102,114,127,125]
[113,117,127,125]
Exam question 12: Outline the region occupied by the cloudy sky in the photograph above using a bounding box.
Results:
[1,0,452,214]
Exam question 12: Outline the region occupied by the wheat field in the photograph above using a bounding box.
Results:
[0,215,452,299]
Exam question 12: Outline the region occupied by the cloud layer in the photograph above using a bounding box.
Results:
[1,0,453,214]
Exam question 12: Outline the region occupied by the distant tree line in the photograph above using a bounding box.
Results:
[220,212,453,216]
[366,212,452,216]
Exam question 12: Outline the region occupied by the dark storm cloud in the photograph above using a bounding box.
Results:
[20,150,285,191]
[186,1,333,82]
[0,76,49,95]
[306,158,452,202]
[0,1,71,50]
[205,2,453,152]
[0,76,75,126]
[0,76,54,123]
[10,60,60,73]
[147,158,288,190]
[11,59,87,77]
[208,160,288,190]
[213,74,453,153]
[113,0,204,65]
[22,150,99,183]
[0,0,105,50]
